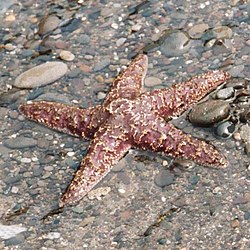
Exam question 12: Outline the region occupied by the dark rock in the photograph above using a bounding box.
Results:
[154,169,175,187]
[189,100,230,126]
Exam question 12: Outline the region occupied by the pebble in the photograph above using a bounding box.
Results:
[188,174,200,185]
[4,43,15,51]
[97,91,106,100]
[216,87,234,99]
[213,121,235,139]
[116,38,126,47]
[0,223,27,240]
[188,100,230,126]
[20,158,32,163]
[244,211,250,220]
[229,65,245,77]
[202,26,233,43]
[144,76,162,87]
[154,169,175,187]
[45,232,61,240]
[59,50,75,61]
[38,15,60,35]
[4,137,37,149]
[88,187,111,200]
[76,34,90,45]
[212,26,233,39]
[11,186,19,193]
[231,219,240,228]
[188,23,209,39]
[160,31,191,57]
[14,62,68,89]
[93,58,111,72]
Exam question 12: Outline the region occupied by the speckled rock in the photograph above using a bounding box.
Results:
[189,100,230,126]
[14,62,68,88]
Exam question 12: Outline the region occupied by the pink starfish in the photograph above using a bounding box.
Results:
[19,54,230,206]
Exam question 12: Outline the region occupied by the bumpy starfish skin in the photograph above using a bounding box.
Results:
[19,54,148,140]
[19,55,231,205]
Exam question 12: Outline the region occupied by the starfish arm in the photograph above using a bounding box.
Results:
[142,70,231,120]
[132,115,227,168]
[103,54,148,106]
[19,101,108,139]
[60,121,131,205]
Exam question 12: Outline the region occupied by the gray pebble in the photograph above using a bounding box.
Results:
[188,23,209,39]
[216,87,234,99]
[4,234,25,246]
[4,137,37,149]
[229,65,245,77]
[154,169,175,187]
[14,62,68,89]
[189,100,230,126]
[144,76,162,87]
[68,68,81,78]
[160,31,190,57]
[93,58,111,72]
[77,34,91,45]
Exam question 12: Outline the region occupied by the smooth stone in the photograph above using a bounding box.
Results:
[33,92,71,104]
[212,26,233,39]
[97,91,106,100]
[38,15,60,35]
[0,223,27,240]
[116,38,126,46]
[189,100,230,126]
[59,50,75,61]
[202,26,233,42]
[213,121,235,139]
[4,234,25,246]
[154,169,175,187]
[14,62,68,89]
[45,232,61,240]
[216,87,234,99]
[93,58,111,72]
[188,23,209,39]
[68,68,81,78]
[4,137,37,149]
[144,76,162,87]
[76,34,90,45]
[160,31,190,57]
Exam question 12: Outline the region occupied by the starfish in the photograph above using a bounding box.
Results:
[19,54,230,206]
